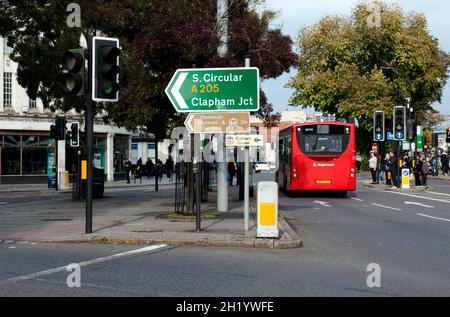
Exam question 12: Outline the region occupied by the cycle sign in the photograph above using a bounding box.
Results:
[165,67,259,112]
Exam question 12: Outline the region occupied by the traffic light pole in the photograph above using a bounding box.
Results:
[85,36,94,234]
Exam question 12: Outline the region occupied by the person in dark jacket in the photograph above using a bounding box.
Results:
[384,153,392,185]
[146,158,154,179]
[124,160,132,184]
[413,154,422,186]
[377,154,385,183]
[389,152,399,187]
[228,161,236,186]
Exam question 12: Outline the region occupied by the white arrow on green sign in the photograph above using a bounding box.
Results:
[165,67,259,112]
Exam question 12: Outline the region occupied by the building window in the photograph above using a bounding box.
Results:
[0,134,54,176]
[29,98,37,108]
[3,72,12,107]
[3,37,13,55]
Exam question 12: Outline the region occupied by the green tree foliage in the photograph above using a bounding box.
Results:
[287,1,450,151]
[0,0,296,138]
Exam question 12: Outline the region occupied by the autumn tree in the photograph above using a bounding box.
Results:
[0,0,296,139]
[287,1,450,152]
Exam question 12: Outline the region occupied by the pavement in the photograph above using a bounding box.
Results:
[360,170,450,192]
[0,175,176,193]
[0,181,301,250]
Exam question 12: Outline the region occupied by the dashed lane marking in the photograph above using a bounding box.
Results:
[350,197,364,202]
[371,203,402,211]
[388,191,450,204]
[416,213,450,223]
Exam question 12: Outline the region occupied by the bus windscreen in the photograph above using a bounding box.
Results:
[297,125,350,155]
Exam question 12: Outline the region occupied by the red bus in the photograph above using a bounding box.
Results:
[276,122,356,196]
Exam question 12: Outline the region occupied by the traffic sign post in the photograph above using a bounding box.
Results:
[401,168,410,189]
[184,112,250,134]
[165,67,259,112]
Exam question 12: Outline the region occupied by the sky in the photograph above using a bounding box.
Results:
[261,0,450,121]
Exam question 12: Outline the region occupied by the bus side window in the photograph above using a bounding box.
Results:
[279,138,284,163]
[287,136,291,165]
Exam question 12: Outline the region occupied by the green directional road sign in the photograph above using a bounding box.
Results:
[416,125,423,152]
[165,67,259,112]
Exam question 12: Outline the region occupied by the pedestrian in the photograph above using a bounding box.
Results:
[124,159,132,184]
[421,157,430,186]
[156,159,163,183]
[165,157,174,181]
[413,154,422,186]
[136,157,143,179]
[146,158,154,179]
[369,151,378,184]
[389,152,399,187]
[441,153,449,176]
[228,161,236,186]
[384,153,391,185]
[377,154,385,183]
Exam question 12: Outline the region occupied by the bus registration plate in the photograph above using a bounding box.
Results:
[315,180,332,184]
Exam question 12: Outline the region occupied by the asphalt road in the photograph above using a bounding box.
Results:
[0,173,449,296]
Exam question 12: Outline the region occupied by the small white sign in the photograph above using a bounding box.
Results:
[225,135,264,147]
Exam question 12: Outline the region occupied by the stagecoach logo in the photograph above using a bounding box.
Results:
[313,163,335,167]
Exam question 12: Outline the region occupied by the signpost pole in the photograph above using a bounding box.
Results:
[195,134,201,232]
[85,35,93,234]
[217,0,229,213]
[244,57,250,231]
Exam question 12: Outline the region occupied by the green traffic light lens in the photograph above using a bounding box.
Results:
[104,86,113,95]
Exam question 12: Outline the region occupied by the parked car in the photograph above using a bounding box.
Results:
[255,161,271,173]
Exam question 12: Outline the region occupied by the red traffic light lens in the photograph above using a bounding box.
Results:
[62,51,84,72]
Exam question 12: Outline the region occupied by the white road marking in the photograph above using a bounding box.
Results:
[404,201,434,208]
[8,247,16,249]
[426,191,450,197]
[0,202,7,205]
[388,191,450,204]
[350,197,363,202]
[6,244,168,282]
[371,203,402,211]
[314,200,332,207]
[416,213,450,222]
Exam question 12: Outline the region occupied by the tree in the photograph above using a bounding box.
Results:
[0,0,296,138]
[255,90,281,128]
[287,1,450,152]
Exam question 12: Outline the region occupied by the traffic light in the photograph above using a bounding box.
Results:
[70,122,80,147]
[446,127,450,143]
[55,115,66,140]
[61,49,85,96]
[373,111,385,141]
[393,106,406,141]
[92,37,120,102]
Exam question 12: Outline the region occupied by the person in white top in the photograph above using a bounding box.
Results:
[369,151,378,184]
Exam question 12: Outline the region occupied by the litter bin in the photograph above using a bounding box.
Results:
[81,167,105,199]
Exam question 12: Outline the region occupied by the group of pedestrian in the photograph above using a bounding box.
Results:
[369,149,447,187]
[123,156,175,184]
[369,151,399,187]
[428,149,449,176]
[411,154,431,186]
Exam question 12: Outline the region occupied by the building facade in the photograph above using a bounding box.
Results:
[0,36,133,184]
